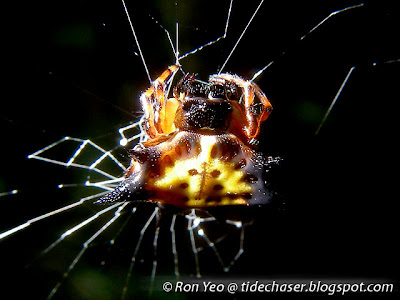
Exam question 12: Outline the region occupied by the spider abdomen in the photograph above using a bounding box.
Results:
[111,131,272,208]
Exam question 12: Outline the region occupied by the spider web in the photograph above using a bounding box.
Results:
[1,0,399,299]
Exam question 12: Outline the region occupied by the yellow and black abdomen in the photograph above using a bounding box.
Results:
[96,131,273,208]
[129,131,271,208]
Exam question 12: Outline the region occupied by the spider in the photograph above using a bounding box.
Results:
[96,65,279,208]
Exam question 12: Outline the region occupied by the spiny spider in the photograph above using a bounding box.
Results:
[96,65,280,208]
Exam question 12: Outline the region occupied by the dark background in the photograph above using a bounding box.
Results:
[1,0,399,298]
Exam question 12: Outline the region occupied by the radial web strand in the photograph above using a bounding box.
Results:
[251,3,364,81]
[47,202,129,300]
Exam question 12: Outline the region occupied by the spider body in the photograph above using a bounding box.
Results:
[97,65,278,208]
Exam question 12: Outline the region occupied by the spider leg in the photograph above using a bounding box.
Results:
[210,74,272,141]
[140,65,180,138]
